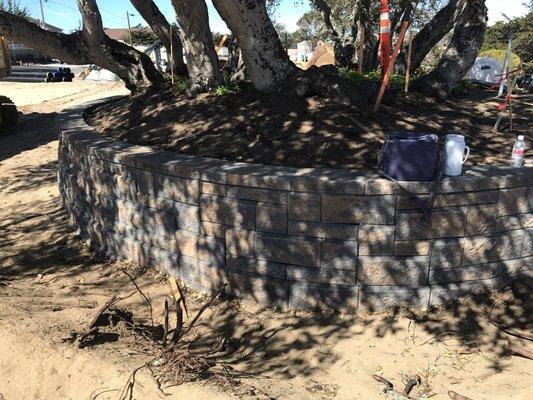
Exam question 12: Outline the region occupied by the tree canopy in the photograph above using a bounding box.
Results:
[123,26,159,46]
[481,10,533,71]
[0,0,494,99]
[0,0,28,18]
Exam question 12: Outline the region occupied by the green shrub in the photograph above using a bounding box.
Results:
[478,49,521,70]
[213,76,254,96]
[451,79,474,96]
[339,68,407,89]
[214,81,240,95]
[174,76,190,92]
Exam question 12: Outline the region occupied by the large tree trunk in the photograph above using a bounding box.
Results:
[171,0,222,91]
[0,7,162,91]
[76,0,163,91]
[211,0,297,92]
[411,0,487,98]
[358,0,379,72]
[130,0,187,76]
[396,0,460,74]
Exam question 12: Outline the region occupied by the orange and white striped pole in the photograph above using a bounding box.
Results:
[379,0,391,75]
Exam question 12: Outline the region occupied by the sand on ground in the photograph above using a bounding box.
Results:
[0,81,531,400]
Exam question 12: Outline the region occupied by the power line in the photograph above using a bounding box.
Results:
[44,0,79,13]
[99,5,130,22]
[43,0,132,26]
[45,6,78,21]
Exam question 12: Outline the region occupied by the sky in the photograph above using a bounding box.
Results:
[18,0,531,33]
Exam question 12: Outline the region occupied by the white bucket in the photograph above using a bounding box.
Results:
[444,134,470,176]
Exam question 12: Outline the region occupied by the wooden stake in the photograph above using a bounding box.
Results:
[373,18,410,112]
[162,299,169,347]
[404,30,414,93]
[167,276,188,317]
[171,303,183,344]
[170,26,174,84]
[509,90,513,132]
[493,63,521,131]
[88,293,118,330]
[215,34,228,55]
[448,390,475,400]
[498,33,514,97]
[358,23,365,74]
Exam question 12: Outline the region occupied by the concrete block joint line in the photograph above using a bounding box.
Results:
[58,98,533,312]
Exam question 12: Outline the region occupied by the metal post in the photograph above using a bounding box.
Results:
[38,0,46,28]
[126,12,133,46]
[498,33,514,97]
[170,26,174,84]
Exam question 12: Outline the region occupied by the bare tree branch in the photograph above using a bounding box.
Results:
[0,4,163,91]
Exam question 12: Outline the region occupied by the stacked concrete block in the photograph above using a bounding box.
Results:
[58,109,533,312]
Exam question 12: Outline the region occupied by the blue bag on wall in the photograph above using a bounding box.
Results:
[379,132,440,182]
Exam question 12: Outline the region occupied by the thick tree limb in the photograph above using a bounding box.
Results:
[403,375,420,396]
[129,0,187,76]
[372,374,394,390]
[77,0,105,44]
[0,11,90,65]
[211,0,297,92]
[171,302,183,343]
[396,0,460,73]
[411,0,488,98]
[171,0,223,90]
[358,0,379,71]
[0,6,162,91]
[310,0,340,38]
[186,284,228,333]
[76,0,163,91]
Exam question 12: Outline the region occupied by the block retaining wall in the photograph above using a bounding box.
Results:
[57,103,533,311]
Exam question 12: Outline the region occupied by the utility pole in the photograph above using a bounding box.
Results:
[38,0,46,29]
[126,11,133,46]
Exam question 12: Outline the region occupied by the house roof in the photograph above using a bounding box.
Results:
[28,17,63,33]
[104,27,153,41]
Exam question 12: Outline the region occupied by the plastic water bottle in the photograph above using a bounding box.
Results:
[510,135,526,167]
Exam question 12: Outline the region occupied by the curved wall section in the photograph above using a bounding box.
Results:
[57,104,533,311]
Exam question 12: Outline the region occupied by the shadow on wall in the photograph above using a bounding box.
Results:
[59,128,532,311]
[49,99,532,379]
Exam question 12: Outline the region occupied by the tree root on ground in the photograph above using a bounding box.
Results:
[67,275,234,399]
[372,374,422,400]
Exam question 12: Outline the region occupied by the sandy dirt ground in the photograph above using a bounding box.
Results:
[0,81,531,400]
[87,85,531,170]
